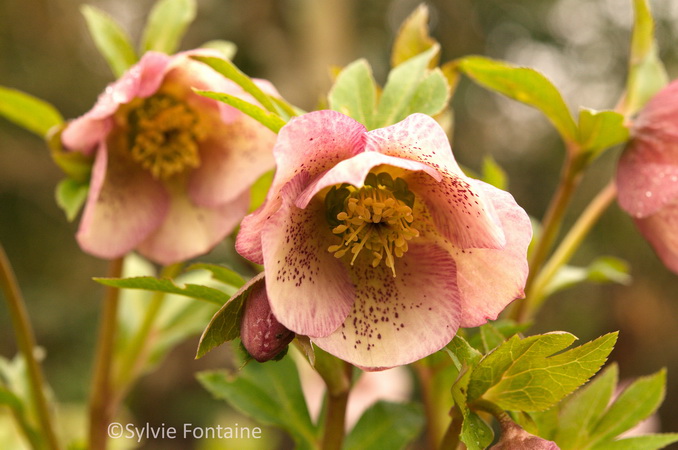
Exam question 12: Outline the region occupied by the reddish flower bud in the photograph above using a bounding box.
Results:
[491,417,559,450]
[241,281,295,362]
[617,80,678,274]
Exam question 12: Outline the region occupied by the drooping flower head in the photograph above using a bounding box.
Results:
[616,79,678,274]
[61,50,277,264]
[236,111,532,370]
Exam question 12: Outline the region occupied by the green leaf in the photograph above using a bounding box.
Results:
[478,322,508,353]
[195,89,285,133]
[328,59,378,129]
[198,355,318,449]
[95,275,232,306]
[460,411,494,450]
[481,155,508,191]
[391,4,438,68]
[468,332,618,412]
[81,5,137,77]
[47,125,93,182]
[199,40,237,60]
[623,0,668,116]
[578,109,630,160]
[544,256,632,298]
[589,369,667,446]
[458,56,578,144]
[140,0,196,54]
[0,86,63,137]
[185,263,246,288]
[446,335,482,371]
[555,364,619,449]
[196,273,264,359]
[192,55,278,113]
[249,169,275,213]
[591,434,678,450]
[55,178,89,221]
[373,45,444,128]
[344,401,424,450]
[401,68,449,119]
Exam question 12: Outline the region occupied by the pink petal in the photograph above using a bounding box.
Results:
[136,185,250,265]
[296,151,441,209]
[634,205,678,274]
[76,141,169,260]
[365,113,465,177]
[312,243,461,370]
[260,178,355,338]
[445,180,532,327]
[62,52,170,154]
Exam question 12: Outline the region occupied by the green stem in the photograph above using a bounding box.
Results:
[526,181,617,318]
[471,399,509,422]
[511,151,586,323]
[88,257,124,450]
[321,388,350,450]
[438,406,462,450]
[413,361,444,450]
[0,242,61,450]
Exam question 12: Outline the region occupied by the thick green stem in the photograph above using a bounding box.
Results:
[316,353,352,450]
[526,181,617,318]
[0,242,61,450]
[414,361,444,450]
[321,388,350,450]
[88,257,124,450]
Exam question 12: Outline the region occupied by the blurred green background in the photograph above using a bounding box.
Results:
[1,0,678,448]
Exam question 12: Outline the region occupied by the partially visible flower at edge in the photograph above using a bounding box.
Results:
[616,79,678,275]
[236,110,532,370]
[61,49,277,265]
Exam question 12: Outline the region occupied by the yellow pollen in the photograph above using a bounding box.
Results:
[128,94,206,180]
[327,179,419,277]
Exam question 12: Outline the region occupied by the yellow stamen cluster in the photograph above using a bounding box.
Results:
[128,94,206,180]
[327,180,419,277]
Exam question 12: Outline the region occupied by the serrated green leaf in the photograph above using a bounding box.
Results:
[140,0,196,54]
[391,4,438,68]
[591,433,678,450]
[578,109,629,160]
[0,86,63,137]
[555,364,619,449]
[469,332,618,412]
[374,45,441,128]
[458,56,578,144]
[344,401,424,450]
[249,169,275,213]
[185,263,246,288]
[544,256,631,298]
[481,155,508,191]
[197,354,318,449]
[446,335,483,371]
[196,273,264,359]
[401,68,449,118]
[55,178,89,221]
[328,59,378,129]
[479,322,507,353]
[81,5,137,77]
[199,40,237,60]
[195,90,285,133]
[95,275,230,306]
[460,411,494,450]
[589,369,667,446]
[623,0,668,116]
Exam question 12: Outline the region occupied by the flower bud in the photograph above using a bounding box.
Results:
[240,281,295,362]
[490,417,559,450]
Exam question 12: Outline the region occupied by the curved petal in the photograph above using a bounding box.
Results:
[62,52,170,154]
[76,141,169,260]
[296,151,441,209]
[445,181,532,327]
[365,113,464,177]
[136,184,249,265]
[634,205,678,274]
[312,243,461,370]
[260,178,355,338]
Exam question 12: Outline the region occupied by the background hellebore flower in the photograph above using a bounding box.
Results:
[61,50,277,265]
[616,80,678,275]
[236,110,532,370]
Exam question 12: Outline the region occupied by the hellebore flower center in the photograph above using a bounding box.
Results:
[123,93,206,180]
[325,171,420,277]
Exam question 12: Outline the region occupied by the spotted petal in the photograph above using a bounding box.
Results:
[312,243,461,370]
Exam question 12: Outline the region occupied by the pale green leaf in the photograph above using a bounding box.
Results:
[249,169,274,213]
[391,4,438,68]
[401,68,449,118]
[328,59,378,129]
[479,322,507,353]
[55,178,89,221]
[544,256,631,298]
[458,56,578,144]
[555,364,619,449]
[460,411,494,450]
[344,401,424,450]
[591,434,678,450]
[195,89,285,133]
[185,263,246,288]
[197,354,318,449]
[589,369,667,446]
[481,155,508,190]
[0,86,63,137]
[81,5,137,77]
[95,276,231,306]
[578,109,629,159]
[196,273,264,358]
[199,40,237,60]
[469,332,618,412]
[446,335,482,371]
[140,0,196,54]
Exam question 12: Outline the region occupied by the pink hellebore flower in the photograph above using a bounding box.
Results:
[61,50,277,265]
[236,111,532,370]
[617,79,678,274]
